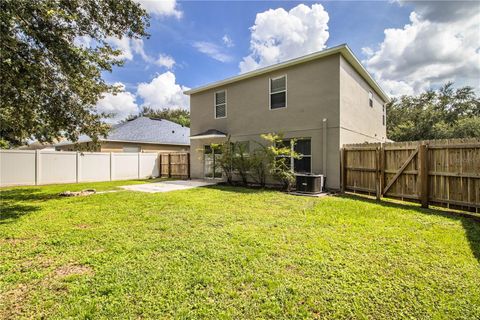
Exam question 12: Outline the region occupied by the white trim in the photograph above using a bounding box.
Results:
[184,44,390,103]
[190,134,227,140]
[269,74,287,110]
[214,90,227,119]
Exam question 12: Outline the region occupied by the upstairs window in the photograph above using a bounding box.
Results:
[270,75,287,109]
[369,91,373,107]
[215,90,227,119]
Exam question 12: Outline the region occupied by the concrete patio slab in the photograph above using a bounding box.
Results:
[119,179,218,193]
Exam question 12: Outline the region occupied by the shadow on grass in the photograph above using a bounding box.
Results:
[203,184,278,194]
[338,194,480,263]
[0,188,56,224]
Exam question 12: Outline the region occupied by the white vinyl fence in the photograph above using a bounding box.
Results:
[0,150,160,187]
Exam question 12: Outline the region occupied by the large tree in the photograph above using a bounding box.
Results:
[387,83,480,141]
[0,0,149,147]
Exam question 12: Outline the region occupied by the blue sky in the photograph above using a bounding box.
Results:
[97,1,480,121]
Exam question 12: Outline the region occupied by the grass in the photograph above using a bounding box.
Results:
[1,180,479,319]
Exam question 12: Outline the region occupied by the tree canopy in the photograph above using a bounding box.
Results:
[0,0,149,147]
[124,107,190,127]
[386,83,480,142]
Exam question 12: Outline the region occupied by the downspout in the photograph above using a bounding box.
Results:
[322,118,327,177]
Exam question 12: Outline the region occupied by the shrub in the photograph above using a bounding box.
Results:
[261,133,300,191]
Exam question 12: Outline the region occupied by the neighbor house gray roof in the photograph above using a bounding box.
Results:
[55,117,190,147]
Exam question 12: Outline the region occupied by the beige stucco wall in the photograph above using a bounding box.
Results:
[189,53,388,190]
[190,54,342,188]
[57,141,189,153]
[99,141,189,153]
[339,55,387,145]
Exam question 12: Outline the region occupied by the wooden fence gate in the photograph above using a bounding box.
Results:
[159,152,190,178]
[341,139,479,212]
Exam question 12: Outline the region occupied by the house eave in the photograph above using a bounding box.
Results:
[183,44,390,103]
[189,134,227,140]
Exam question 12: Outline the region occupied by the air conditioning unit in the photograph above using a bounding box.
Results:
[295,173,325,194]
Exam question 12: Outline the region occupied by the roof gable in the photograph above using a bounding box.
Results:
[184,44,389,102]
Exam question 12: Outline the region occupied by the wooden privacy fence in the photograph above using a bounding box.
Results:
[341,138,479,212]
[159,152,190,178]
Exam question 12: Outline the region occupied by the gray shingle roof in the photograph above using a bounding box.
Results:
[55,117,190,146]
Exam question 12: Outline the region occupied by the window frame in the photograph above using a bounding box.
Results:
[369,91,373,108]
[269,74,287,110]
[214,89,227,119]
[293,139,312,174]
[275,138,312,174]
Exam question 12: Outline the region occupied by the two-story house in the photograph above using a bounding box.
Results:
[184,44,389,189]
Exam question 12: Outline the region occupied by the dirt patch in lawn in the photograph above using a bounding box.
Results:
[74,223,91,229]
[0,263,93,318]
[0,284,31,319]
[20,256,53,271]
[53,264,93,278]
[1,237,28,245]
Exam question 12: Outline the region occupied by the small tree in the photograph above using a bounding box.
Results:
[232,142,251,186]
[210,137,234,185]
[261,133,300,191]
[249,143,269,187]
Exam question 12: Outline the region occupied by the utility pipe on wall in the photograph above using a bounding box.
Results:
[322,118,327,177]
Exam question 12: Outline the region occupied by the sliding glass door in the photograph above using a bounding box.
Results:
[204,145,222,179]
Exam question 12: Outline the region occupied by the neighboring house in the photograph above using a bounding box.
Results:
[17,141,57,150]
[185,44,389,189]
[55,116,190,153]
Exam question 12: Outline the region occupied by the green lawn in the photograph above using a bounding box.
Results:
[1,180,479,319]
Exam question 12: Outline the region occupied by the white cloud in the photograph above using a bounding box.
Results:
[135,0,182,18]
[96,83,139,123]
[131,38,150,62]
[222,34,234,47]
[363,2,480,97]
[193,41,233,63]
[137,71,190,109]
[239,3,329,73]
[155,54,175,69]
[106,37,175,70]
[106,36,134,60]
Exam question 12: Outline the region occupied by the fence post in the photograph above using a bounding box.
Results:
[158,153,162,178]
[380,143,385,199]
[187,153,191,179]
[137,152,141,179]
[76,152,80,183]
[109,152,113,181]
[35,150,40,185]
[340,148,345,193]
[418,143,429,208]
[168,153,171,178]
[375,147,381,200]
